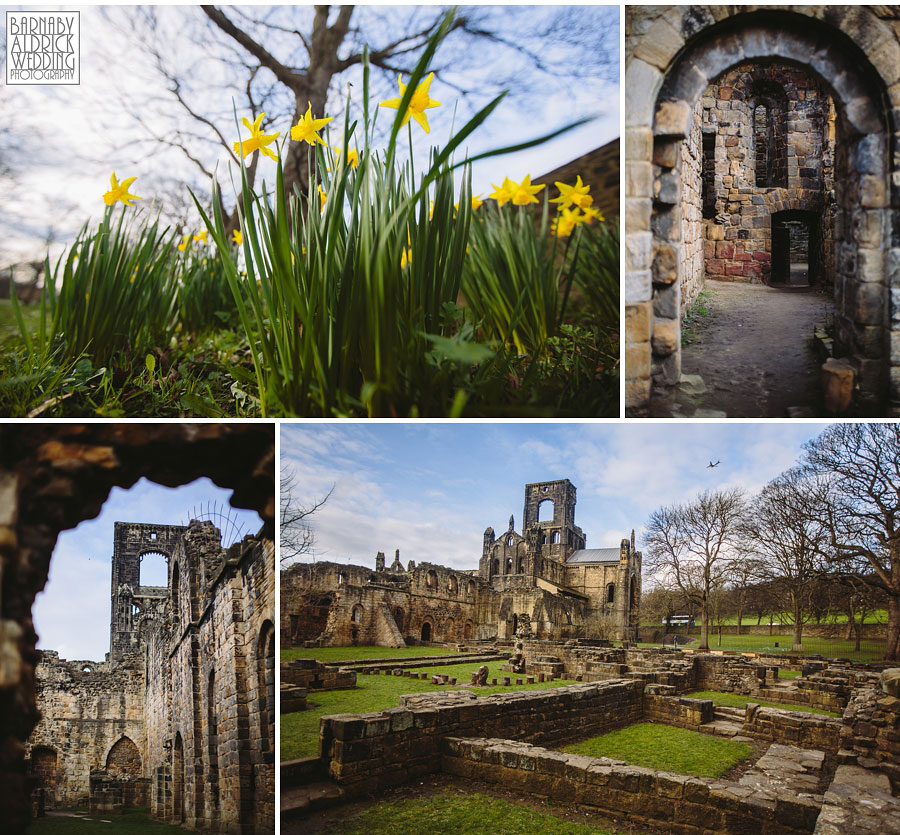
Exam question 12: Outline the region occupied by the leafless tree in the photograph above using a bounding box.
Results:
[643,488,748,651]
[280,468,333,565]
[727,556,765,636]
[799,423,900,661]
[100,5,618,231]
[744,469,829,651]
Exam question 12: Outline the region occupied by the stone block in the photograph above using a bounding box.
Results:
[625,303,652,344]
[651,319,679,356]
[625,59,663,127]
[626,162,653,199]
[624,270,652,305]
[626,231,652,272]
[822,358,855,416]
[652,243,678,285]
[654,100,692,138]
[625,126,652,161]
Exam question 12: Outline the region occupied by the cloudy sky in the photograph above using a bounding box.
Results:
[32,477,263,662]
[280,421,832,572]
[2,4,619,265]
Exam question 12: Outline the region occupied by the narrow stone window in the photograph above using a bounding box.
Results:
[607,583,615,604]
[755,104,770,187]
[207,671,219,810]
[351,604,363,623]
[702,131,717,218]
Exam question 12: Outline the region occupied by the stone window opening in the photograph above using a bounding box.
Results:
[351,605,363,623]
[491,559,499,577]
[448,575,458,594]
[337,572,346,585]
[140,550,169,588]
[257,621,275,761]
[505,557,513,574]
[506,534,514,547]
[551,531,561,545]
[467,579,476,595]
[425,569,437,589]
[170,562,180,619]
[516,557,525,573]
[607,583,615,605]
[701,130,717,218]
[537,499,554,523]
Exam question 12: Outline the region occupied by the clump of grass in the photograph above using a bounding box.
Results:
[561,723,753,778]
[331,790,619,835]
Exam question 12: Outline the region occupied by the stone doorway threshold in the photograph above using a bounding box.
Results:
[651,281,834,418]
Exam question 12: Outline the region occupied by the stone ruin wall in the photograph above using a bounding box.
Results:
[144,527,275,834]
[25,652,146,808]
[679,95,706,313]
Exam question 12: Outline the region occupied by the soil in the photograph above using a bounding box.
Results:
[650,280,834,418]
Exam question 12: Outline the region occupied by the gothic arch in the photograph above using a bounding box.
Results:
[625,8,900,414]
[103,734,142,776]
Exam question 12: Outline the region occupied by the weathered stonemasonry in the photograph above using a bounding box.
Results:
[283,479,642,651]
[25,652,146,808]
[624,6,900,415]
[0,424,274,833]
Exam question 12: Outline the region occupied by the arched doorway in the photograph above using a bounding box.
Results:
[106,736,141,777]
[624,7,899,415]
[421,621,432,642]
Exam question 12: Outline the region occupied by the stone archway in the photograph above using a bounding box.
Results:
[0,424,274,832]
[625,7,900,415]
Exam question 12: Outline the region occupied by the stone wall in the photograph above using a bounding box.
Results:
[145,528,275,834]
[680,95,706,312]
[744,705,841,752]
[25,652,145,808]
[840,683,900,789]
[319,680,643,798]
[441,736,821,835]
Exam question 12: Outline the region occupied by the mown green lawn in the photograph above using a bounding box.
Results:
[282,659,571,760]
[29,809,185,833]
[561,723,753,779]
[640,633,885,662]
[331,791,623,835]
[281,645,459,663]
[685,691,838,717]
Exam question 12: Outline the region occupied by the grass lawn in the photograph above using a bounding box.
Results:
[330,790,620,835]
[685,691,838,717]
[561,723,753,779]
[777,669,801,680]
[29,809,185,833]
[640,633,885,662]
[282,659,571,760]
[281,645,459,663]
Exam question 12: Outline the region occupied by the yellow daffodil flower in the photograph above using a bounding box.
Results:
[471,195,483,211]
[232,229,243,246]
[317,184,327,211]
[380,72,441,134]
[552,208,581,238]
[332,146,359,169]
[429,201,435,221]
[401,247,412,269]
[582,206,605,224]
[103,172,142,207]
[550,175,593,210]
[233,113,280,161]
[177,235,190,252]
[130,266,138,284]
[291,102,333,145]
[509,175,544,206]
[489,178,516,207]
[193,229,208,245]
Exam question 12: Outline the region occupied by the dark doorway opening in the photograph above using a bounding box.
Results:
[421,622,432,642]
[771,210,820,287]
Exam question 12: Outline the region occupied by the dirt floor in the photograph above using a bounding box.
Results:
[651,280,834,418]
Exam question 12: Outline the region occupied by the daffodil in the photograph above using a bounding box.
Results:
[551,175,593,210]
[233,113,280,161]
[103,172,142,207]
[509,175,544,206]
[552,208,581,238]
[582,206,605,224]
[177,235,190,253]
[317,184,327,212]
[401,247,412,269]
[489,178,516,206]
[379,72,441,134]
[333,146,359,169]
[130,266,138,284]
[232,229,243,247]
[193,229,208,245]
[291,102,333,145]
[471,195,483,211]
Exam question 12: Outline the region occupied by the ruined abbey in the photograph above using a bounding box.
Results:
[624,6,900,414]
[25,519,275,833]
[0,424,275,833]
[282,479,641,648]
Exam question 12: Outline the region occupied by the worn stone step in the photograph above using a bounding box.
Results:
[280,781,343,817]
[714,705,745,721]
[703,719,744,737]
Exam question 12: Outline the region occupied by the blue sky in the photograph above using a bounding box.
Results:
[280,421,831,573]
[33,477,263,662]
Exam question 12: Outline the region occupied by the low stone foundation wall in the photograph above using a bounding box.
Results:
[441,737,821,835]
[745,706,841,752]
[840,683,900,788]
[88,773,150,813]
[282,660,356,690]
[644,691,715,727]
[319,680,643,797]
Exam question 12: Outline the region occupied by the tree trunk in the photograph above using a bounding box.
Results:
[854,618,862,652]
[717,624,723,647]
[699,603,709,651]
[736,600,743,636]
[791,592,803,652]
[886,596,900,661]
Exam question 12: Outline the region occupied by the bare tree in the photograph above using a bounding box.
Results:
[727,556,765,636]
[280,468,333,565]
[644,488,747,652]
[800,423,900,661]
[744,470,829,651]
